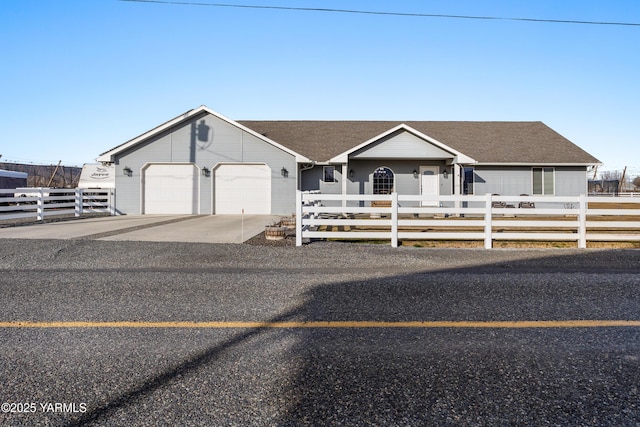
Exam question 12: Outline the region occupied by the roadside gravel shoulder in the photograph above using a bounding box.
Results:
[244,231,296,247]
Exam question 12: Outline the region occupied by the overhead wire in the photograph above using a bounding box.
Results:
[118,0,640,27]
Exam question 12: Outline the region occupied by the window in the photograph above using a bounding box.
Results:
[373,167,394,194]
[533,167,554,195]
[463,167,474,195]
[323,166,335,183]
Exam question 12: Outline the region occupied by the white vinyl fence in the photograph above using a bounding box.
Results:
[0,188,115,221]
[589,192,640,197]
[295,192,640,248]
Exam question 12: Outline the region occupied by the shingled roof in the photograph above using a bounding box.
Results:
[238,120,600,165]
[98,106,600,166]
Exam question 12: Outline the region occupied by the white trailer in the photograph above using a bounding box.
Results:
[78,163,115,189]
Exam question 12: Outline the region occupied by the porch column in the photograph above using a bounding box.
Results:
[342,163,348,208]
[454,163,462,215]
[453,164,462,195]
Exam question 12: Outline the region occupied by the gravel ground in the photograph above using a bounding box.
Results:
[244,230,297,247]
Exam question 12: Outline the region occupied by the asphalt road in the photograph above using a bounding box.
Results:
[0,239,639,426]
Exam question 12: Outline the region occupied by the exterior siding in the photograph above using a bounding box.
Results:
[473,166,588,197]
[473,167,531,196]
[300,160,452,207]
[555,167,588,196]
[241,132,297,215]
[352,130,453,159]
[300,166,324,193]
[113,112,296,215]
[300,165,343,208]
[113,169,140,215]
[346,160,451,198]
[300,163,588,209]
[301,160,452,195]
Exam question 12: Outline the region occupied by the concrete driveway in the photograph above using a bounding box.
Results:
[0,214,283,243]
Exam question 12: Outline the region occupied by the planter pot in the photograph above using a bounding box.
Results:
[265,225,287,240]
[280,217,296,228]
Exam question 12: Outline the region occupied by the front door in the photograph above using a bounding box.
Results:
[420,166,439,206]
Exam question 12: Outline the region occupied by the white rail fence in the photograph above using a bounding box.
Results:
[0,188,115,221]
[589,192,640,197]
[295,192,640,248]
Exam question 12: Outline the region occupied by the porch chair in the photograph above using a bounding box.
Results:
[518,194,535,209]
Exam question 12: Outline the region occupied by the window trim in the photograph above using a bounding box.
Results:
[373,166,395,195]
[462,166,474,195]
[532,167,555,195]
[323,166,335,183]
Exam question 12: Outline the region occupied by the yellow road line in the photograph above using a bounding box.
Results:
[1,320,640,329]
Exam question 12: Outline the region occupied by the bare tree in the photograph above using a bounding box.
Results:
[599,170,623,180]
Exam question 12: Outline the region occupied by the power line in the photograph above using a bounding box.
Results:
[0,156,84,167]
[118,0,640,27]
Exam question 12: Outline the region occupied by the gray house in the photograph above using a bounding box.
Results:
[97,105,601,215]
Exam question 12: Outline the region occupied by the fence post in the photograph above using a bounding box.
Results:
[484,193,493,249]
[109,189,116,216]
[296,190,303,246]
[391,192,398,247]
[75,188,83,217]
[36,188,44,221]
[578,194,587,248]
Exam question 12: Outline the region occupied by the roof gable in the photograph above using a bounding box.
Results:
[97,106,310,163]
[334,124,475,164]
[351,129,453,159]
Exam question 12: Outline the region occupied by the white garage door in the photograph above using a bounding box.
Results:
[215,164,271,214]
[144,164,198,214]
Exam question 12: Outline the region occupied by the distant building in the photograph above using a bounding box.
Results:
[588,179,619,195]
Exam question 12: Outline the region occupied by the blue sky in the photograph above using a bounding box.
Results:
[1,0,639,177]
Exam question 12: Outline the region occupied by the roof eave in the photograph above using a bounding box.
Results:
[474,162,603,167]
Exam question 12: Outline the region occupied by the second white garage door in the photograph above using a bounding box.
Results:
[144,164,198,214]
[215,164,271,214]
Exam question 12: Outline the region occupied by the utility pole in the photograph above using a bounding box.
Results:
[619,166,627,193]
[47,160,62,187]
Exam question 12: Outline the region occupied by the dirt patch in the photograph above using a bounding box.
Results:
[400,240,640,249]
[244,231,296,247]
[244,232,640,248]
